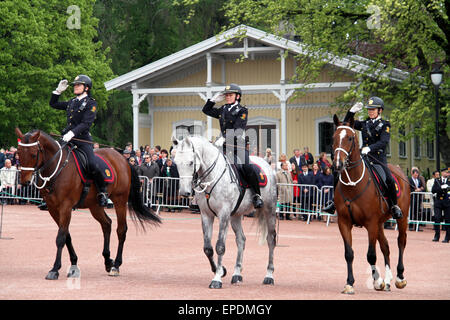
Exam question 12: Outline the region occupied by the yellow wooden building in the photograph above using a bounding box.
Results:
[104,25,438,177]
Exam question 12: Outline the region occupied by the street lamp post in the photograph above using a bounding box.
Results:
[431,67,443,172]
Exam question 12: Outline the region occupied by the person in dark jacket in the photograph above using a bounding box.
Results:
[431,168,450,242]
[161,158,179,211]
[49,75,109,207]
[202,83,263,208]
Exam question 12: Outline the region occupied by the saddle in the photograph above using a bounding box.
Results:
[367,162,401,199]
[71,148,115,184]
[70,147,115,209]
[229,162,268,189]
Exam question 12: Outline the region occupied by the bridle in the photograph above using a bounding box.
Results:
[18,139,65,189]
[334,125,366,187]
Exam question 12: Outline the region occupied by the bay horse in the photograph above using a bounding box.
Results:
[332,115,409,294]
[15,128,161,280]
[171,135,277,289]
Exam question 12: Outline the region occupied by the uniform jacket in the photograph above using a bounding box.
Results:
[346,111,390,164]
[49,93,97,141]
[432,178,450,208]
[202,100,248,140]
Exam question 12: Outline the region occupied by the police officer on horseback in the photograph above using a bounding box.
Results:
[202,83,264,208]
[49,75,109,207]
[323,96,403,219]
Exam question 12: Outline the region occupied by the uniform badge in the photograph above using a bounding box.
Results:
[240,114,246,120]
[91,106,96,112]
[369,99,373,105]
[225,85,230,90]
[105,169,111,177]
[386,126,389,133]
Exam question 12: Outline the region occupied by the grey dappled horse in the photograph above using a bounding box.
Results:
[172,136,277,289]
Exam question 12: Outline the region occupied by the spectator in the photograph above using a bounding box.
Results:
[0,148,5,169]
[409,168,425,231]
[276,162,293,220]
[298,163,312,221]
[427,170,440,193]
[317,152,332,172]
[128,156,138,167]
[303,146,314,167]
[157,149,168,169]
[290,162,301,217]
[0,159,20,205]
[161,158,179,212]
[289,148,304,173]
[11,151,20,168]
[431,167,450,243]
[93,142,100,150]
[277,153,290,171]
[140,154,161,209]
[320,167,334,212]
[135,149,143,166]
[123,149,131,160]
[264,148,274,165]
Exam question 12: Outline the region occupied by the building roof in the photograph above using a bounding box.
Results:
[104,24,409,91]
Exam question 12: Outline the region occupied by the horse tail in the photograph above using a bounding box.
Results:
[127,163,162,229]
[255,208,269,245]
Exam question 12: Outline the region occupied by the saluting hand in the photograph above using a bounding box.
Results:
[54,79,68,95]
[350,102,363,113]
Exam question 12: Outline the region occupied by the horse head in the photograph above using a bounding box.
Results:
[332,114,358,173]
[172,135,198,197]
[15,128,44,184]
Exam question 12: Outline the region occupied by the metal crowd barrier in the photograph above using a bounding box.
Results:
[146,176,191,214]
[0,170,42,204]
[408,191,438,231]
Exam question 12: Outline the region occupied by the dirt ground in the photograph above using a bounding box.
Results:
[0,204,449,302]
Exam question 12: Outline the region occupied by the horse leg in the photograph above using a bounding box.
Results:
[110,203,128,276]
[378,227,393,291]
[367,225,385,291]
[65,232,81,278]
[263,207,277,285]
[230,215,246,284]
[395,217,408,289]
[46,211,72,280]
[201,213,217,274]
[90,206,114,273]
[338,217,355,294]
[209,214,229,289]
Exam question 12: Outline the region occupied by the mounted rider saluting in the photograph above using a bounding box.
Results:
[202,83,263,209]
[323,96,403,219]
[49,75,109,207]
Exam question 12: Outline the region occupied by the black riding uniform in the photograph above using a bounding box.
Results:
[202,99,263,208]
[431,176,450,242]
[49,93,108,205]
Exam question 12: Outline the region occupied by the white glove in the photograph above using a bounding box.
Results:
[442,184,448,189]
[350,102,363,113]
[214,136,225,147]
[62,131,75,142]
[211,92,225,103]
[54,79,69,95]
[361,146,370,155]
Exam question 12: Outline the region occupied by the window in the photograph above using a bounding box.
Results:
[414,134,421,158]
[399,128,406,158]
[173,119,204,140]
[318,122,334,155]
[426,139,434,159]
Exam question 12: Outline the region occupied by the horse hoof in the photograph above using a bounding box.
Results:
[384,283,391,292]
[374,279,385,291]
[263,277,274,285]
[231,275,243,284]
[395,278,407,289]
[109,267,120,277]
[209,280,222,289]
[341,284,355,294]
[45,271,59,280]
[67,265,80,278]
[105,259,114,273]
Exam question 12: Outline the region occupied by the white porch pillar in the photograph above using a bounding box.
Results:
[131,84,147,150]
[147,95,154,147]
[280,50,287,155]
[206,52,213,141]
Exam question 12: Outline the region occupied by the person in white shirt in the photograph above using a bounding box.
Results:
[0,159,20,204]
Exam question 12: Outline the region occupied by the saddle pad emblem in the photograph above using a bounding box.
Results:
[105,169,111,177]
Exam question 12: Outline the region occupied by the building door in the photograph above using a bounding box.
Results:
[246,124,277,158]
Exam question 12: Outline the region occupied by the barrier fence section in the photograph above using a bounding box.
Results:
[0,171,444,232]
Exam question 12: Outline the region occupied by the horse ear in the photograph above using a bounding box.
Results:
[333,114,340,127]
[15,127,24,139]
[348,115,354,128]
[171,134,180,147]
[30,130,41,141]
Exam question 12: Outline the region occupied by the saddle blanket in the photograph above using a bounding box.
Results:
[369,164,401,199]
[231,161,268,189]
[71,150,115,184]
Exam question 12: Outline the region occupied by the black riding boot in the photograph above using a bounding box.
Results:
[442,225,450,243]
[433,224,440,242]
[322,171,338,213]
[93,171,109,207]
[386,176,403,219]
[245,167,264,209]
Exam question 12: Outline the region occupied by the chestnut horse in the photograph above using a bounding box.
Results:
[332,115,409,294]
[15,128,161,280]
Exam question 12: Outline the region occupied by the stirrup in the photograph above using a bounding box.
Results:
[253,194,264,208]
[390,205,403,219]
[322,201,335,214]
[98,193,109,207]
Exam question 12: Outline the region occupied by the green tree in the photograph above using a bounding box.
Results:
[182,0,449,167]
[0,0,113,147]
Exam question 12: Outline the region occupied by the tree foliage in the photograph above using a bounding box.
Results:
[0,0,113,147]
